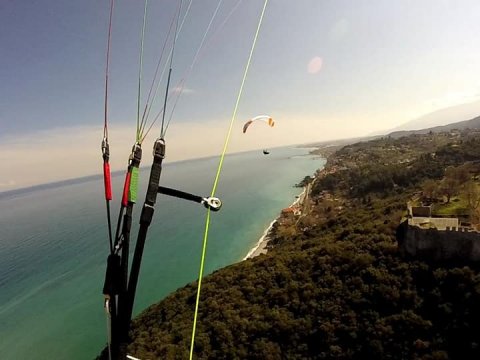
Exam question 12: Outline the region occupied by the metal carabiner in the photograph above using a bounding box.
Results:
[202,197,222,211]
[101,137,110,161]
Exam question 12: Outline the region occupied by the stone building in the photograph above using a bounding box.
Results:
[397,203,480,262]
[397,220,480,262]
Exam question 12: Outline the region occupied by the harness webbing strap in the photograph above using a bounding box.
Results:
[120,207,133,292]
[103,252,121,360]
[120,139,166,356]
[103,253,122,295]
[158,186,203,204]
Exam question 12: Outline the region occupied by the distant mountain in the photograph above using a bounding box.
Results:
[392,99,480,132]
[368,99,480,137]
[388,114,480,138]
[305,100,480,149]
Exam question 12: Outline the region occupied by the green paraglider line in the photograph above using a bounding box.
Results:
[189,0,270,358]
[100,0,268,358]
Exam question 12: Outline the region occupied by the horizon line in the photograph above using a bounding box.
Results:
[0,143,324,198]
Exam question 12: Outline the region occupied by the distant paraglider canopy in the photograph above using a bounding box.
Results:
[242,115,274,133]
[243,115,274,155]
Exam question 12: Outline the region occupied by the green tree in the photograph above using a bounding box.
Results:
[464,180,480,223]
[422,179,438,201]
[440,166,469,203]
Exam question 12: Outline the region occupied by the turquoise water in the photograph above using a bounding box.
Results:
[0,146,324,359]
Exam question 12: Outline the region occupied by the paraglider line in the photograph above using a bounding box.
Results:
[136,0,149,143]
[160,0,182,138]
[189,0,269,358]
[163,0,226,135]
[102,0,115,254]
[141,0,193,139]
[138,8,177,140]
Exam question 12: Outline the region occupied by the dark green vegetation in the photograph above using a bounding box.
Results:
[122,130,480,359]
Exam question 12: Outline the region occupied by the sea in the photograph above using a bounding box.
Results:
[0,146,324,359]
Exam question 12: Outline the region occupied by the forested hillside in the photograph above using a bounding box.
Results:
[120,130,480,359]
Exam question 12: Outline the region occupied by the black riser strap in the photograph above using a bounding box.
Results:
[103,254,122,295]
[158,186,203,203]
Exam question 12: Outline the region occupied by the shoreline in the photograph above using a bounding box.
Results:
[244,186,307,260]
[242,218,278,260]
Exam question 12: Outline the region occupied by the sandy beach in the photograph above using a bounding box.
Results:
[244,186,307,260]
[242,218,278,260]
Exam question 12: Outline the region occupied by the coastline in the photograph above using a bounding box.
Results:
[242,218,278,260]
[244,186,307,260]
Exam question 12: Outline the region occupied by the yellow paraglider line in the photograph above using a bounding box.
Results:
[189,0,270,358]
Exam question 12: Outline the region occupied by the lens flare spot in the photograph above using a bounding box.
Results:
[307,57,323,74]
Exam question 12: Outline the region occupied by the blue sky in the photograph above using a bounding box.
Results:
[2,0,480,190]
